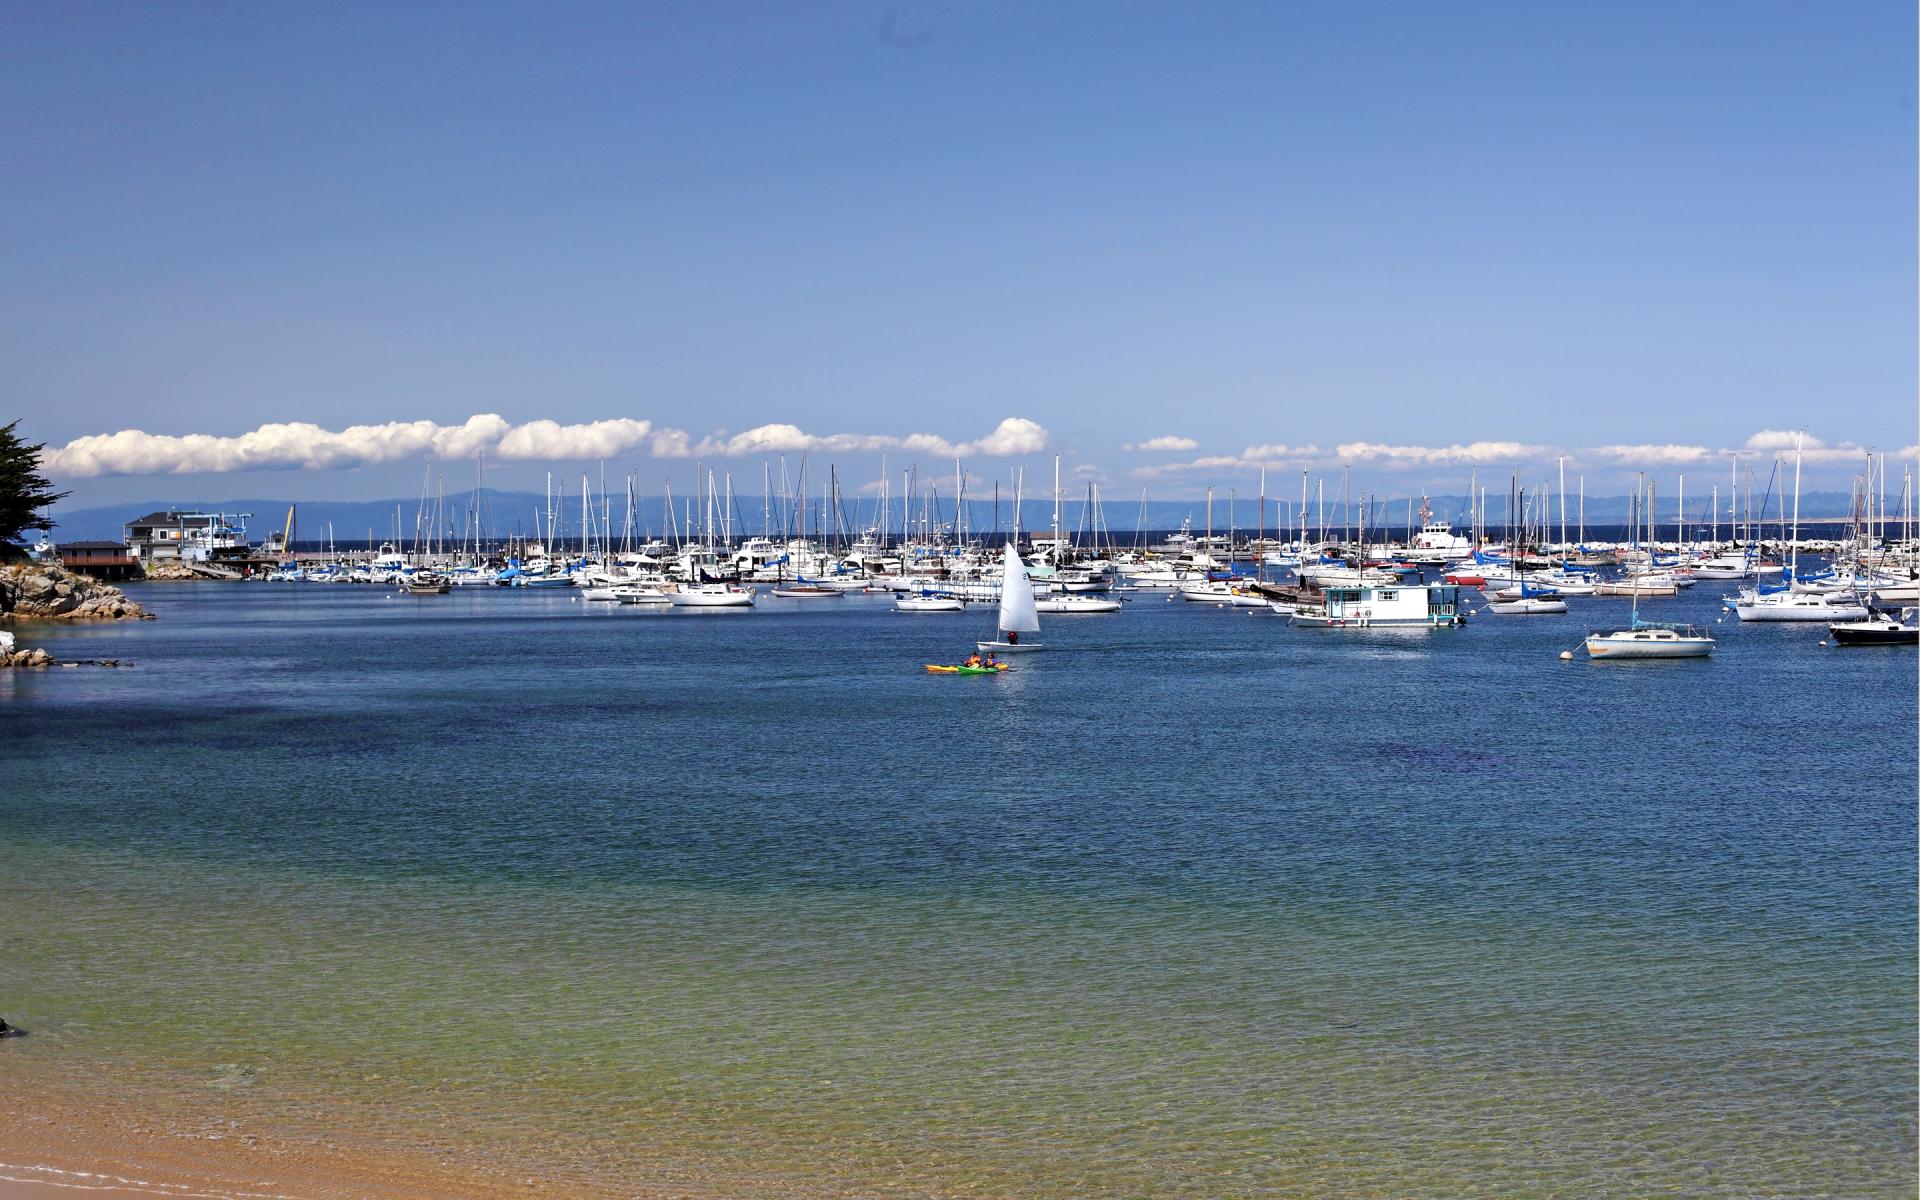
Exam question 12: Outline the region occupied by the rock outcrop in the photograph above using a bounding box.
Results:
[141,558,241,581]
[0,562,152,621]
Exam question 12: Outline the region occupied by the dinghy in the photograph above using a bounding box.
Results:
[978,543,1043,653]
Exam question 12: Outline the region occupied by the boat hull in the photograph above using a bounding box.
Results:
[670,591,755,608]
[1585,635,1714,659]
[1735,601,1868,623]
[1829,622,1919,645]
[1291,615,1460,628]
[1034,598,1121,613]
[896,598,965,612]
[1485,598,1568,615]
[977,640,1043,653]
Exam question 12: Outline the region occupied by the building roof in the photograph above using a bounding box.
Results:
[58,541,131,551]
[126,510,184,527]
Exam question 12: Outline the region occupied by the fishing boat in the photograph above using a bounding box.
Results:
[978,542,1043,653]
[1584,618,1716,659]
[1828,609,1919,646]
[1404,515,1472,564]
[669,583,756,608]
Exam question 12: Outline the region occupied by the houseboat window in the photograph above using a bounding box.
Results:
[1379,590,1396,600]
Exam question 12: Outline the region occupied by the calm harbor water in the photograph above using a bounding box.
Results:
[2,579,1914,1196]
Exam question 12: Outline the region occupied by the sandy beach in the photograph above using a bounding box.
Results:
[0,1075,623,1200]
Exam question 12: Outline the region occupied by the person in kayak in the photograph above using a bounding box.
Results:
[965,652,982,668]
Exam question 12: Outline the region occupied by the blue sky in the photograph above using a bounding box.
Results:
[4,1,1913,505]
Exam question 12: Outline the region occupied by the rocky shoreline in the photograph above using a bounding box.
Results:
[2,561,153,622]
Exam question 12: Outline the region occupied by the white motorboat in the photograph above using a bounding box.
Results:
[896,593,965,613]
[1485,595,1568,615]
[1523,569,1597,595]
[1403,517,1473,564]
[669,583,756,608]
[1178,579,1235,602]
[1034,594,1121,614]
[1594,572,1678,597]
[1733,588,1868,623]
[1689,552,1780,581]
[613,585,673,605]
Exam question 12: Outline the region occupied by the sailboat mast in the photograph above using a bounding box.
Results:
[1790,434,1803,576]
[1053,453,1061,565]
[1298,470,1308,550]
[1557,456,1566,554]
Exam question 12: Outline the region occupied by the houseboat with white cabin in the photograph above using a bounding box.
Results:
[1287,581,1466,628]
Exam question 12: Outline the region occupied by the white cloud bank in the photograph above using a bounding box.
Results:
[1124,435,1199,453]
[42,415,1051,478]
[1129,430,1904,478]
[688,417,1047,461]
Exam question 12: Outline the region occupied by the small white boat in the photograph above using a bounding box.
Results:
[1734,589,1868,622]
[613,585,673,605]
[669,583,756,608]
[1485,595,1568,615]
[1034,594,1121,614]
[979,543,1043,653]
[1177,579,1236,601]
[1585,621,1715,659]
[1594,572,1678,597]
[768,582,844,599]
[896,593,965,613]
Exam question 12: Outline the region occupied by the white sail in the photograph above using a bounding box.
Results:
[997,542,1041,634]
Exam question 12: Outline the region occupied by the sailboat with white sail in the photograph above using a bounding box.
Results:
[979,542,1043,653]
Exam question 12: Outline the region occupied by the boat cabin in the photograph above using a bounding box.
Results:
[1296,582,1464,628]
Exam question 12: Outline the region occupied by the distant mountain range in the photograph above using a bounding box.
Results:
[43,488,1874,544]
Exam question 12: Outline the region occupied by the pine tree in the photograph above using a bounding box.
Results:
[0,421,70,547]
